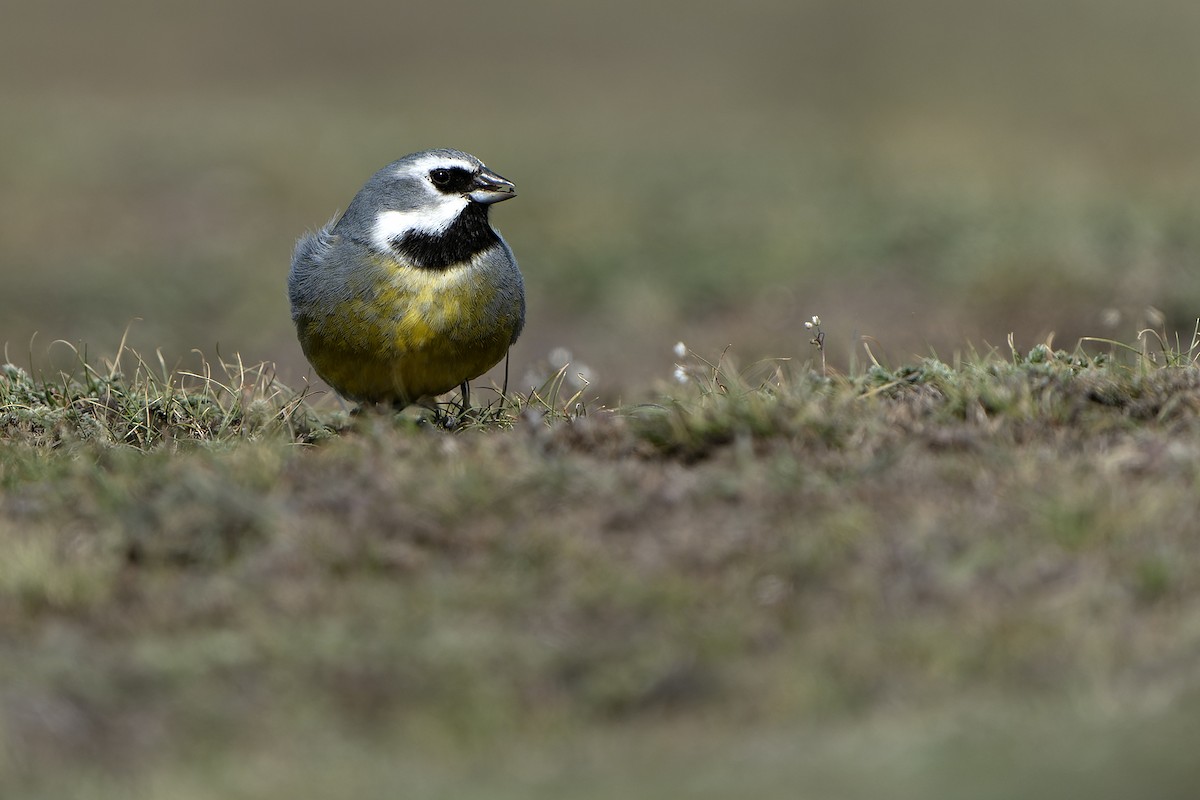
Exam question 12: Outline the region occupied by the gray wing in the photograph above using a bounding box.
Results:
[287,220,340,321]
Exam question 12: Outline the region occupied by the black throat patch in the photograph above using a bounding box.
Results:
[390,203,500,270]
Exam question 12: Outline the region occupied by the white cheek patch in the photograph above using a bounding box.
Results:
[371,197,469,251]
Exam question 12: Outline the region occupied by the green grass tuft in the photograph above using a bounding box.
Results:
[1,344,330,448]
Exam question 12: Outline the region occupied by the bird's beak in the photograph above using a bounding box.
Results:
[468,168,517,204]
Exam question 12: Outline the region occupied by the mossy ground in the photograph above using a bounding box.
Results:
[4,338,1200,798]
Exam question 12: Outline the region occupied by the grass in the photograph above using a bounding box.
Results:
[4,329,1200,797]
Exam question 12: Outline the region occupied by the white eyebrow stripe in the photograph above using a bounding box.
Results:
[401,153,480,177]
[371,199,469,251]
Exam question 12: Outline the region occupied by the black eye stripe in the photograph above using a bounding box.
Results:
[428,166,475,193]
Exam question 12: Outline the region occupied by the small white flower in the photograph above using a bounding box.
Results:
[804,321,814,329]
[811,315,821,326]
[673,366,689,384]
[673,341,687,359]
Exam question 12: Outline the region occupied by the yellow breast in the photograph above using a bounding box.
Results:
[297,253,522,404]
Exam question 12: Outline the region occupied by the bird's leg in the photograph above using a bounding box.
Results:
[459,381,471,415]
[502,349,511,398]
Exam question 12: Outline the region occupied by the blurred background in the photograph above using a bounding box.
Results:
[3,0,1200,400]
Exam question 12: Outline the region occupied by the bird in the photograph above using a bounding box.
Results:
[288,148,525,410]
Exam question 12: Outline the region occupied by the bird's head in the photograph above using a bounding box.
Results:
[338,149,516,255]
